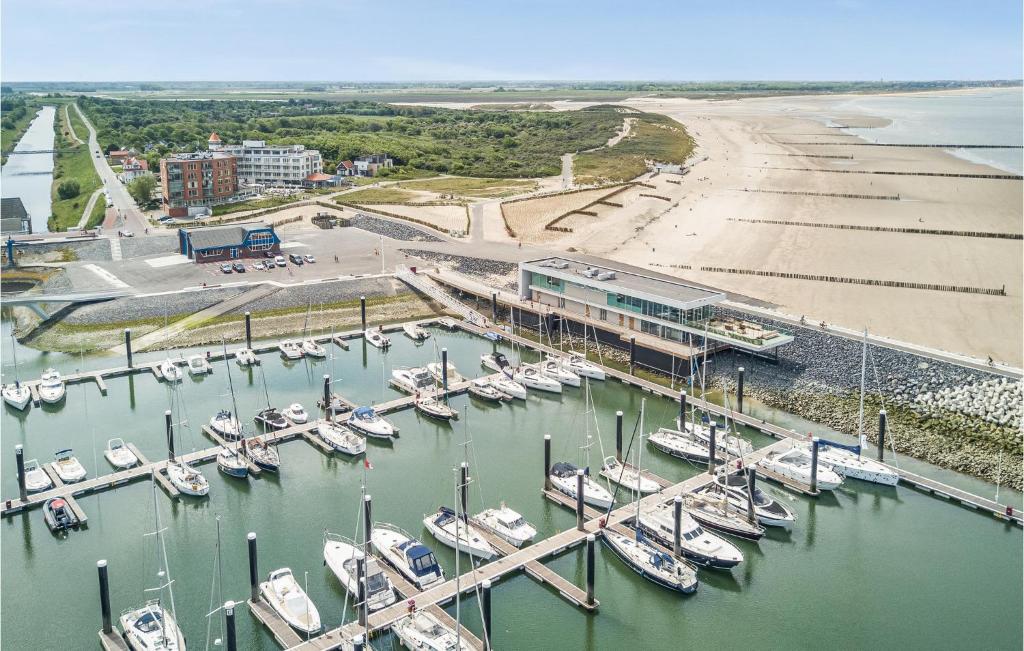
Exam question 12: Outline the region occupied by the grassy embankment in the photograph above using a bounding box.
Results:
[49,104,103,231]
[0,95,42,164]
[573,112,695,184]
[396,177,537,198]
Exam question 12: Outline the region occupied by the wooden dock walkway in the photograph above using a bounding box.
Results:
[97,630,130,650]
[249,598,304,648]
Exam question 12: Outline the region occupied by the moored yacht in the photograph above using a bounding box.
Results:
[104,438,139,469]
[415,395,458,421]
[371,523,444,589]
[392,611,472,651]
[23,458,53,492]
[540,358,580,387]
[159,359,183,382]
[758,446,844,491]
[549,462,613,509]
[217,447,248,478]
[391,367,434,394]
[816,441,899,486]
[260,568,321,634]
[315,420,367,456]
[210,409,242,440]
[2,381,30,410]
[166,461,210,496]
[38,368,66,403]
[636,501,744,570]
[323,534,397,612]
[255,406,289,430]
[712,471,797,528]
[427,361,460,385]
[683,418,754,458]
[241,437,281,472]
[403,322,431,342]
[186,355,211,376]
[278,340,303,360]
[683,492,765,541]
[648,426,724,464]
[467,378,506,403]
[364,328,391,349]
[282,403,309,424]
[515,364,562,393]
[234,348,258,366]
[348,406,396,439]
[119,601,186,651]
[488,375,527,400]
[480,352,514,378]
[301,338,327,358]
[474,504,537,547]
[43,497,80,533]
[603,529,698,594]
[50,448,87,483]
[599,456,661,494]
[423,506,496,560]
[562,352,605,380]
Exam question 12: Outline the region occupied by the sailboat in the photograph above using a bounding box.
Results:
[596,388,660,495]
[120,477,188,650]
[480,351,514,378]
[539,357,581,387]
[710,471,797,528]
[300,302,327,358]
[164,394,210,497]
[636,500,744,569]
[392,611,472,651]
[549,461,613,510]
[324,485,397,614]
[415,391,459,421]
[253,363,288,430]
[315,407,366,456]
[683,490,765,541]
[218,341,280,472]
[159,358,183,383]
[757,446,844,491]
[423,503,496,560]
[2,333,30,410]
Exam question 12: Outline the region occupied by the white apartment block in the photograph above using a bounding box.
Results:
[214,137,323,186]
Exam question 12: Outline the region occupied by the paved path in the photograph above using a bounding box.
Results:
[561,153,574,189]
[64,104,84,145]
[75,188,104,230]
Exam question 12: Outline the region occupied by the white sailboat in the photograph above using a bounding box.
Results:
[540,357,580,387]
[260,568,321,634]
[648,425,724,464]
[598,397,660,495]
[488,374,527,400]
[300,302,327,358]
[219,341,280,472]
[415,393,459,421]
[2,333,30,410]
[561,352,605,380]
[316,419,366,456]
[514,363,562,393]
[711,471,797,528]
[164,398,210,496]
[104,438,139,469]
[423,506,496,560]
[549,461,613,509]
[392,611,472,651]
[757,446,844,491]
[209,409,242,440]
[37,368,66,403]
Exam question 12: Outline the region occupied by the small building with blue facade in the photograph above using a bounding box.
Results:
[178,222,280,263]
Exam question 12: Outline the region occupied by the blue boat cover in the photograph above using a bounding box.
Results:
[354,406,374,418]
[818,438,861,454]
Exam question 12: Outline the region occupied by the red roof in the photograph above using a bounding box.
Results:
[306,173,332,182]
[208,132,221,142]
[340,160,354,169]
[109,150,130,157]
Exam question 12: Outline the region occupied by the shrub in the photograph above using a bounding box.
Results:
[57,179,81,200]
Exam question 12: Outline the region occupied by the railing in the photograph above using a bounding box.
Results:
[397,267,486,326]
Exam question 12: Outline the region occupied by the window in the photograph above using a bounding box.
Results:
[557,297,566,308]
[599,309,607,321]
[248,231,274,251]
[198,248,223,258]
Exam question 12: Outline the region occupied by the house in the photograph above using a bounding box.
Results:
[353,154,394,177]
[302,172,339,189]
[337,160,355,176]
[0,198,31,235]
[177,222,280,263]
[108,150,134,165]
[119,157,150,183]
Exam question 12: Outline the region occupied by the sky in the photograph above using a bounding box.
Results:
[2,0,1021,82]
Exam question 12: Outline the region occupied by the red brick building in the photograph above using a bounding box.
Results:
[159,152,238,217]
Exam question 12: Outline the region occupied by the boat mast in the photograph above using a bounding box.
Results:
[635,399,645,535]
[454,466,462,651]
[221,339,244,452]
[9,331,21,384]
[149,476,178,647]
[857,328,868,457]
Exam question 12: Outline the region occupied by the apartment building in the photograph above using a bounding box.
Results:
[212,134,323,186]
[159,152,237,217]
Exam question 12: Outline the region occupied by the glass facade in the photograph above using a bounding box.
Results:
[608,293,712,326]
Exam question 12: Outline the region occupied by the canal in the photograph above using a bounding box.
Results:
[1,322,1021,649]
[1,105,56,234]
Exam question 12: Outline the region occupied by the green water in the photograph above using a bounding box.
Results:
[1,324,1021,650]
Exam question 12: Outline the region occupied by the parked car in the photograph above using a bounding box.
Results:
[303,254,316,264]
[289,254,304,265]
[220,264,233,274]
[264,250,276,259]
[275,255,286,267]
[252,261,265,271]
[157,216,173,223]
[232,262,246,273]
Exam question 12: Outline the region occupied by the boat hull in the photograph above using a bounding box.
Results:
[603,531,698,594]
[2,387,30,410]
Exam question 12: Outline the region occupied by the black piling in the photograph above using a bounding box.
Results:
[247,532,258,602]
[459,462,469,520]
[707,421,717,475]
[97,560,112,634]
[441,347,449,396]
[356,557,367,627]
[628,336,636,374]
[878,409,887,461]
[745,467,757,523]
[585,534,596,606]
[543,435,551,491]
[165,410,174,461]
[124,328,133,368]
[614,411,623,462]
[322,374,331,412]
[810,438,820,493]
[482,578,493,650]
[672,495,682,558]
[363,494,372,550]
[678,390,687,429]
[224,600,237,651]
[244,312,252,350]
[491,292,498,324]
[575,469,585,531]
[15,444,26,502]
[359,296,367,330]
[737,366,745,413]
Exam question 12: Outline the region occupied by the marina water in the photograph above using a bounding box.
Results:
[0,106,56,233]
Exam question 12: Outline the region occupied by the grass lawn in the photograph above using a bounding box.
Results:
[48,125,103,231]
[573,113,695,184]
[1,99,42,165]
[211,193,311,216]
[85,197,107,229]
[336,187,420,204]
[396,176,538,198]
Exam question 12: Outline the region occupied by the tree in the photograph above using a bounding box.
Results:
[128,174,157,205]
[57,179,80,200]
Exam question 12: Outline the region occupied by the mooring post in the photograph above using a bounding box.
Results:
[322,374,331,412]
[745,467,757,523]
[353,635,365,651]
[628,336,636,374]
[124,328,133,368]
[678,390,687,429]
[707,421,717,475]
[15,444,27,502]
[441,347,449,396]
[543,435,551,491]
[363,494,372,550]
[482,578,493,650]
[585,534,596,606]
[810,437,820,494]
[244,311,252,350]
[575,469,585,531]
[878,409,887,462]
[247,532,258,602]
[356,558,366,627]
[165,410,174,461]
[360,296,367,330]
[459,462,469,520]
[224,601,237,651]
[98,560,112,634]
[672,495,682,558]
[491,292,498,324]
[737,366,745,413]
[615,411,623,462]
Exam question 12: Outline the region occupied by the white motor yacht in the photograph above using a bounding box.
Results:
[488,375,527,400]
[278,340,303,360]
[260,568,322,634]
[549,462,613,509]
[816,442,899,486]
[234,348,258,366]
[2,381,30,410]
[480,352,514,378]
[323,534,397,612]
[563,352,605,380]
[683,418,754,458]
[403,322,431,342]
[648,427,724,464]
[712,471,797,528]
[159,359,183,382]
[758,446,844,491]
[423,506,497,560]
[23,458,53,493]
[474,505,537,547]
[50,449,87,483]
[348,406,396,439]
[392,611,472,651]
[301,338,327,358]
[636,501,744,570]
[254,406,289,430]
[186,355,211,376]
[316,420,367,456]
[540,358,581,387]
[515,364,562,393]
[210,410,242,440]
[427,361,460,385]
[599,456,661,494]
[603,529,699,594]
[166,461,210,496]
[119,601,186,651]
[391,367,434,394]
[104,438,139,469]
[364,329,391,349]
[371,523,444,589]
[38,368,66,403]
[467,378,506,402]
[282,403,309,424]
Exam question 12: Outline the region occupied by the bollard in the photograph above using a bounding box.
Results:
[615,411,623,462]
[482,578,493,650]
[543,435,551,491]
[165,410,175,461]
[356,558,367,627]
[585,534,596,606]
[247,532,259,602]
[98,560,112,634]
[363,494,372,550]
[707,421,717,475]
[322,375,331,413]
[575,469,585,531]
[15,444,26,502]
[878,409,887,462]
[628,336,636,374]
[124,329,133,368]
[810,437,820,493]
[459,462,469,520]
[360,296,367,330]
[353,635,365,651]
[224,601,237,651]
[678,390,687,430]
[441,348,449,396]
[244,312,252,350]
[745,467,757,523]
[672,495,682,558]
[737,366,745,413]
[491,292,498,324]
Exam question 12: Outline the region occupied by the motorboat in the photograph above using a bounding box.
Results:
[38,368,66,403]
[563,352,605,380]
[301,338,327,358]
[683,493,765,541]
[489,375,527,400]
[599,456,661,494]
[684,418,754,458]
[403,322,431,342]
[316,420,367,456]
[427,361,460,385]
[255,406,289,430]
[166,461,210,496]
[540,358,580,387]
[712,471,797,528]
[371,523,444,589]
[423,506,497,560]
[217,447,248,478]
[636,501,744,570]
[474,504,537,547]
[603,529,698,594]
[159,359,183,382]
[757,446,844,491]
[348,406,396,439]
[514,364,562,393]
[282,403,309,424]
[186,354,211,376]
[415,395,458,421]
[816,442,899,486]
[549,461,613,509]
[241,437,281,472]
[392,611,472,651]
[278,339,303,360]
[467,378,506,403]
[210,409,243,440]
[480,352,513,378]
[235,348,258,366]
[50,449,87,483]
[364,328,391,349]
[323,534,397,612]
[648,427,724,464]
[23,459,53,493]
[391,367,434,394]
[104,438,139,469]
[2,381,30,410]
[484,331,502,342]
[43,497,80,533]
[119,601,186,651]
[260,568,322,634]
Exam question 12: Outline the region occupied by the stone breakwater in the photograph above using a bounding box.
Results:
[400,249,519,291]
[350,215,442,242]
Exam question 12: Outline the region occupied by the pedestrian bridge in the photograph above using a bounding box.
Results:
[1,289,132,307]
